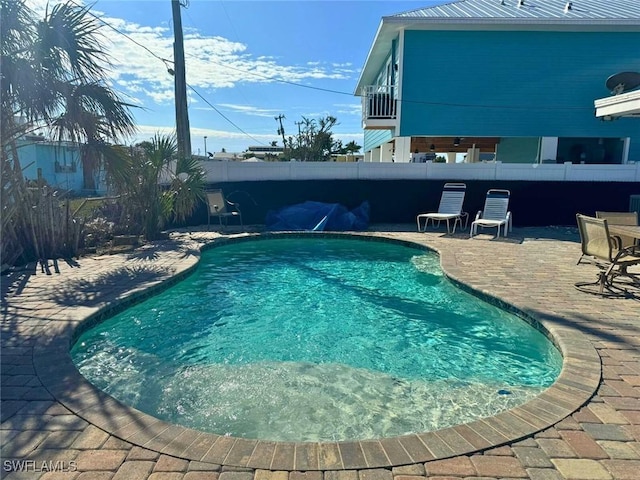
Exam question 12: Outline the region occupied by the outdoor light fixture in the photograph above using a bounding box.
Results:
[453,137,461,147]
[430,144,435,151]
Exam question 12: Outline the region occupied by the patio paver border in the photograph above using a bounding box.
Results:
[32,231,601,471]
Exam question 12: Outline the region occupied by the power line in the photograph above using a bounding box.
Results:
[69,0,172,67]
[69,0,266,145]
[188,85,265,145]
[72,0,593,118]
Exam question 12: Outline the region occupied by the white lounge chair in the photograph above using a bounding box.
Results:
[470,189,512,238]
[416,183,468,234]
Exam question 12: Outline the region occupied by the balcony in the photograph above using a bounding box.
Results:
[361,85,397,129]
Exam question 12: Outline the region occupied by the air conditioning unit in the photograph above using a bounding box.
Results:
[630,195,640,215]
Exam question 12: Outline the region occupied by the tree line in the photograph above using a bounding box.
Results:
[276,115,361,162]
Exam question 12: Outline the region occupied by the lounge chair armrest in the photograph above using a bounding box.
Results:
[475,210,482,221]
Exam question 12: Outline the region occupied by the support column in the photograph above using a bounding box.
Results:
[381,142,394,162]
[393,137,411,163]
[540,137,559,163]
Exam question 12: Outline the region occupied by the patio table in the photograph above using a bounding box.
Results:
[608,224,640,288]
[609,224,640,245]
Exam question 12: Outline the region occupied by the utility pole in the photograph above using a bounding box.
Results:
[275,115,286,148]
[172,0,191,161]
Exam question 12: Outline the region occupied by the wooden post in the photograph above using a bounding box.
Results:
[172,0,191,162]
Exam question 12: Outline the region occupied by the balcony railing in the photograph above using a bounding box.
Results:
[361,85,397,125]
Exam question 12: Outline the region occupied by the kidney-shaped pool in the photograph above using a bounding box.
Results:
[71,236,562,442]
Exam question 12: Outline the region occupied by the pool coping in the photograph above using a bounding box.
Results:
[33,231,601,471]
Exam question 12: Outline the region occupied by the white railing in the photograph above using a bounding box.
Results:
[200,161,640,183]
[361,85,397,121]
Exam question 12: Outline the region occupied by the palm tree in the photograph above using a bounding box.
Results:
[1,0,136,265]
[109,134,204,240]
[344,140,362,158]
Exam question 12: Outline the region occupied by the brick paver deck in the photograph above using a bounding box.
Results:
[2,225,639,479]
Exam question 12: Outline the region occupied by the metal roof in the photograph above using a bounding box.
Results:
[392,0,640,21]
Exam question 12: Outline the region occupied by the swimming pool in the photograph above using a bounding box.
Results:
[71,236,562,442]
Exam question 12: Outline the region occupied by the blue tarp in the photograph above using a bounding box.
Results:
[266,201,370,231]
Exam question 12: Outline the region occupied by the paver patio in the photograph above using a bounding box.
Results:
[1,225,639,479]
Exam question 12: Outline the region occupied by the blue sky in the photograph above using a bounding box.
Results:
[28,0,430,155]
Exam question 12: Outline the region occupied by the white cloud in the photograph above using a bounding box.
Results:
[24,0,363,154]
[334,103,363,116]
[214,104,281,118]
[26,0,355,107]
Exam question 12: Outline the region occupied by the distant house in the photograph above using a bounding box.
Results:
[17,136,84,192]
[210,151,242,162]
[246,145,285,159]
[354,0,640,164]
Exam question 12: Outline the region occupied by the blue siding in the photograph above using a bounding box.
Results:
[19,141,84,191]
[364,129,394,152]
[399,30,640,140]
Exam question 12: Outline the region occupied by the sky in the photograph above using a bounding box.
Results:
[26,0,431,155]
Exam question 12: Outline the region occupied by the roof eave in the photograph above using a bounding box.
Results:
[383,15,640,27]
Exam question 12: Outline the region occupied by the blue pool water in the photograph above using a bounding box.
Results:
[72,237,562,442]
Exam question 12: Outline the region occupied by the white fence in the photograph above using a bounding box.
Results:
[201,161,640,183]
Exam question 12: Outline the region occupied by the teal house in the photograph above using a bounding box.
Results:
[16,136,108,194]
[355,0,640,165]
[17,136,82,191]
